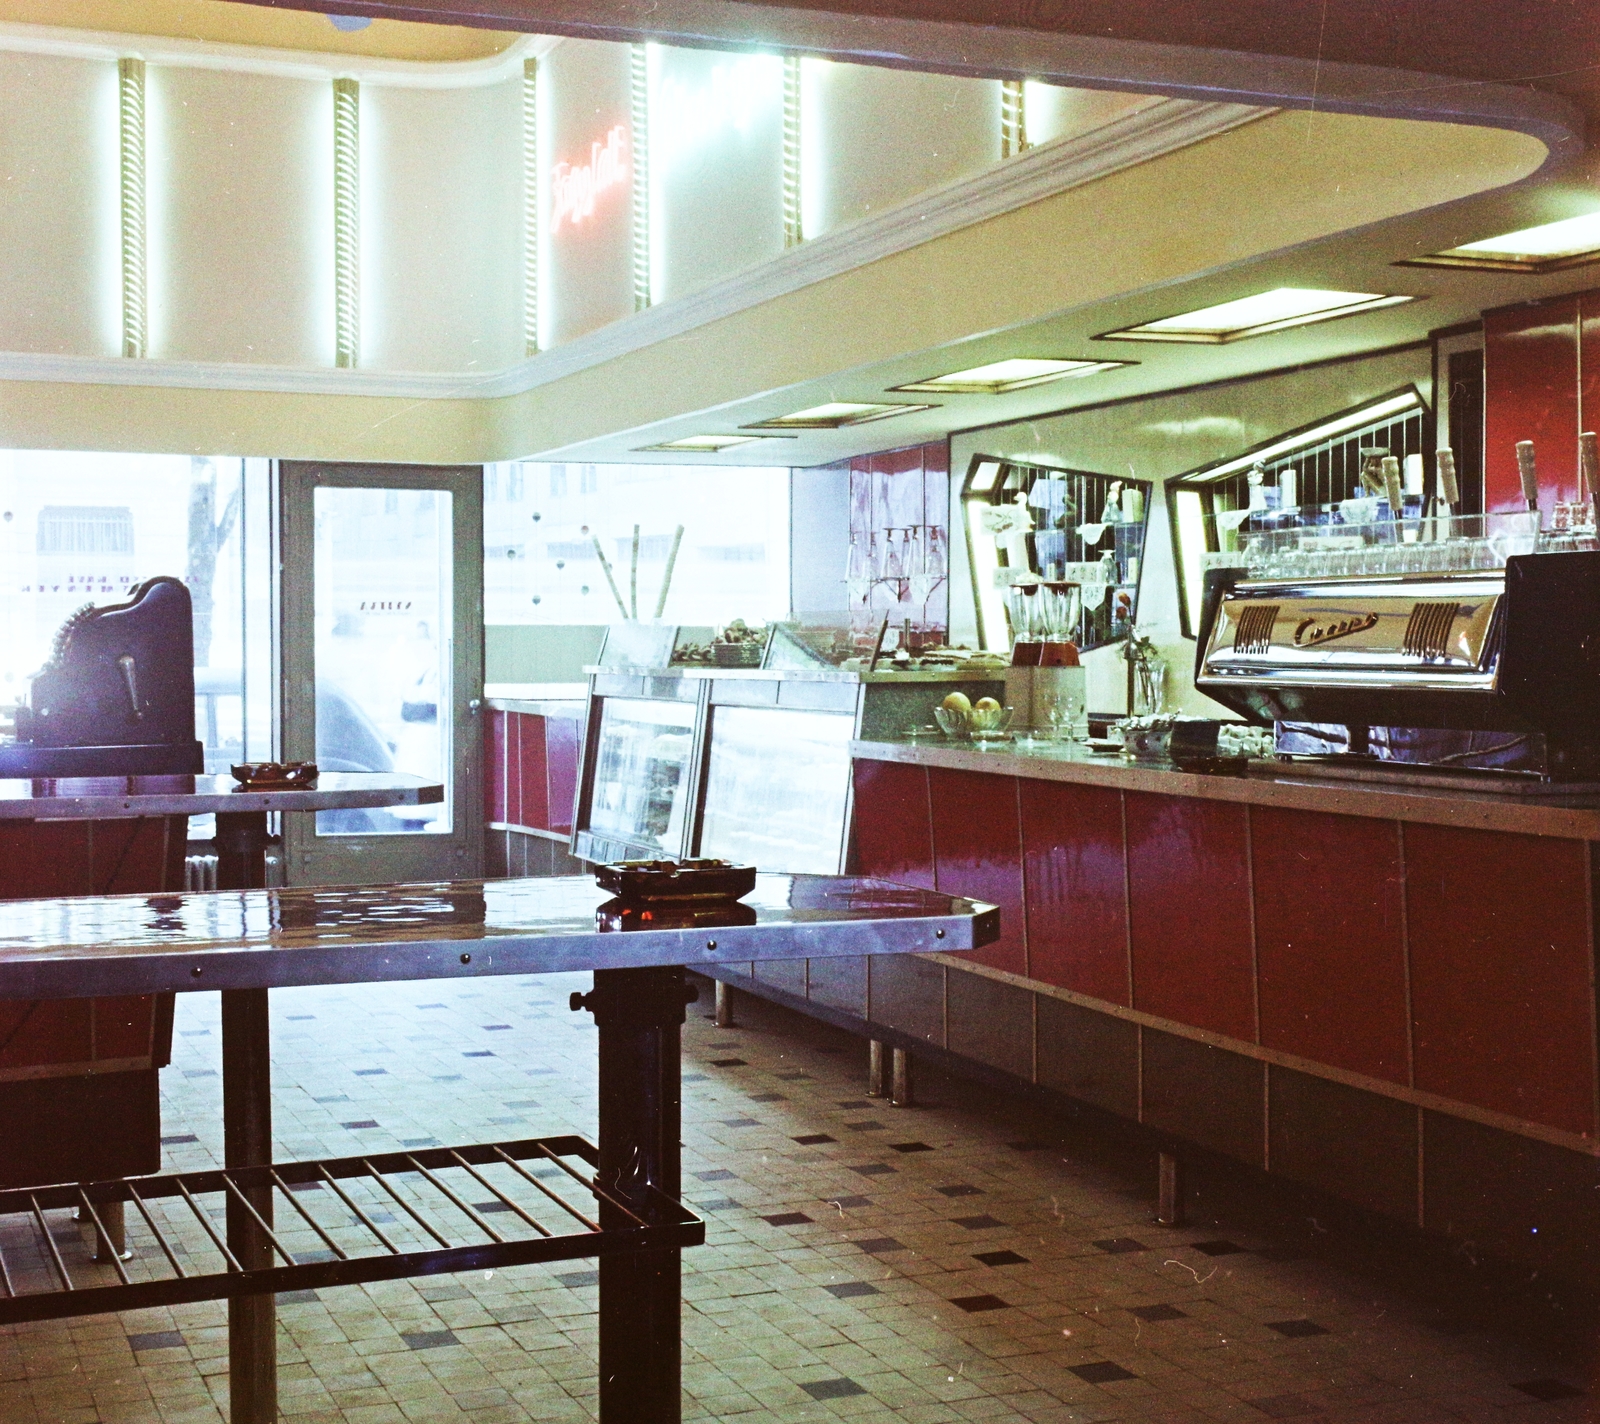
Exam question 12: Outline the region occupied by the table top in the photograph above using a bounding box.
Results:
[0,772,445,820]
[852,737,1600,841]
[0,874,999,999]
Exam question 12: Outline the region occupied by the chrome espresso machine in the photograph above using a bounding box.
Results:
[1196,549,1600,784]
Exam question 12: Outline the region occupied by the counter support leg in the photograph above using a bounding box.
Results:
[1157,1152,1185,1228]
[867,1040,887,1098]
[890,1048,914,1108]
[223,988,275,1424]
[579,967,694,1424]
[90,1199,128,1262]
[215,812,271,892]
[714,980,735,1029]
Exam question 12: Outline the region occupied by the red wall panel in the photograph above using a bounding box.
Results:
[1484,298,1581,517]
[486,710,508,824]
[850,759,935,889]
[1019,779,1129,1005]
[928,767,1026,976]
[1253,808,1409,1084]
[1125,792,1255,1041]
[1582,291,1600,455]
[1405,823,1595,1137]
[515,713,549,831]
[545,713,582,835]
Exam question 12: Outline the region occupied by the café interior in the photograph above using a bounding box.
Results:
[2,0,1600,1420]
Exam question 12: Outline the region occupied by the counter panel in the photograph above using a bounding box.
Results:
[1019,780,1129,1006]
[1252,807,1409,1084]
[1404,823,1596,1138]
[928,768,1027,977]
[851,760,936,890]
[1125,792,1256,1042]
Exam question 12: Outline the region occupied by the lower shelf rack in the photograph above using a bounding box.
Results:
[0,1135,703,1325]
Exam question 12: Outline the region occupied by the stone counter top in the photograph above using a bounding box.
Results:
[850,737,1600,840]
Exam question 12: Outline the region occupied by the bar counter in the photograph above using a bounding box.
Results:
[709,735,1600,1286]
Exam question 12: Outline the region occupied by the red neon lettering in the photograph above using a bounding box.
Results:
[551,125,629,231]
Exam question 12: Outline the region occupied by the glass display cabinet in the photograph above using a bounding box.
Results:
[961,455,1152,653]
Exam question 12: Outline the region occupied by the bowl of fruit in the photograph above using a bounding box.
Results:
[933,692,1014,741]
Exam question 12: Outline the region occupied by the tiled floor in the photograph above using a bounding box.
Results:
[0,973,1594,1423]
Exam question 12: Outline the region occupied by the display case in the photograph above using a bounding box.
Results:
[961,455,1151,653]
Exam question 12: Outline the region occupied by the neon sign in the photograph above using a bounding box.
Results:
[551,125,629,231]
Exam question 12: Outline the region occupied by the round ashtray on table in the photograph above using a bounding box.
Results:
[594,858,758,904]
[231,761,320,791]
[1083,738,1122,756]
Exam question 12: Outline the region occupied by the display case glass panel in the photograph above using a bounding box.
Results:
[584,697,699,857]
[698,706,854,873]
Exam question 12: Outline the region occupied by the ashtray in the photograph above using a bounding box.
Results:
[1084,738,1122,755]
[232,761,320,790]
[594,858,758,904]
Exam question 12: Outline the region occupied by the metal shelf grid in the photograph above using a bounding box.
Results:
[0,1135,703,1325]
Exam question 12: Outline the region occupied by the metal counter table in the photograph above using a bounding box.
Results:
[0,772,446,890]
[0,873,999,1423]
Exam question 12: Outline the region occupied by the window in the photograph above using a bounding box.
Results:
[484,462,790,627]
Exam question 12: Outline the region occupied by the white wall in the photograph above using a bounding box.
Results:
[148,65,330,366]
[949,345,1432,715]
[363,79,524,372]
[0,50,116,356]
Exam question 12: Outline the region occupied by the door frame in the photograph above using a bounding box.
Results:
[279,461,484,887]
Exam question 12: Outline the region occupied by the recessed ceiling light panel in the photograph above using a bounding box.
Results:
[742,402,937,430]
[1099,288,1415,344]
[1399,213,1600,273]
[633,434,771,453]
[892,357,1131,394]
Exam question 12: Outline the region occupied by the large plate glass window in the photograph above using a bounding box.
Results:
[961,456,1151,652]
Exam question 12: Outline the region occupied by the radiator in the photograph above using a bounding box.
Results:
[183,854,218,893]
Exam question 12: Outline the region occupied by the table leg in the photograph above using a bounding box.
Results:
[215,812,271,892]
[222,988,275,1424]
[584,967,694,1423]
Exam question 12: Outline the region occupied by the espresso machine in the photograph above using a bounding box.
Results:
[1195,550,1600,783]
[0,575,204,777]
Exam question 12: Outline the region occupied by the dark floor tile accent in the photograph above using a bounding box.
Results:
[762,1212,813,1226]
[160,1134,198,1146]
[694,1169,736,1182]
[483,1024,511,1031]
[1514,1381,1585,1402]
[1267,1320,1330,1338]
[792,1133,835,1145]
[1007,1140,1052,1151]
[183,1070,217,1079]
[288,1181,323,1193]
[974,1250,1029,1267]
[417,1004,446,1009]
[1248,1395,1321,1419]
[502,1099,538,1108]
[824,1282,880,1299]
[1190,1240,1247,1256]
[845,1120,886,1132]
[800,1379,866,1401]
[401,1137,440,1148]
[312,1095,349,1104]
[286,1015,315,1021]
[707,1040,740,1049]
[681,1073,708,1083]
[340,1120,379,1130]
[721,1117,759,1128]
[837,1100,873,1110]
[353,1068,387,1077]
[474,1201,513,1214]
[463,1050,494,1058]
[936,1184,983,1198]
[890,1141,933,1153]
[432,1075,462,1083]
[1069,1362,1138,1385]
[850,1163,896,1177]
[825,1195,871,1209]
[299,1250,339,1264]
[950,1294,1009,1313]
[710,1058,747,1067]
[748,1093,786,1103]
[128,1331,185,1352]
[953,1214,1006,1230]
[555,1271,599,1288]
[692,1197,742,1212]
[854,1237,904,1253]
[1092,1238,1148,1254]
[401,1330,460,1351]
[276,1290,320,1305]
[1128,1303,1188,1322]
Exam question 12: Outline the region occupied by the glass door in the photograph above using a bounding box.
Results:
[279,463,483,887]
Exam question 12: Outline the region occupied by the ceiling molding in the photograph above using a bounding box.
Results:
[243,0,1586,167]
[0,94,1263,399]
[0,17,555,85]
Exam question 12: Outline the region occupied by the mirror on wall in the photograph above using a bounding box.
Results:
[961,455,1151,653]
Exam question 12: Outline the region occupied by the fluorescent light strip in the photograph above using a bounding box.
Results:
[743,401,936,429]
[635,434,773,452]
[1100,288,1414,344]
[893,357,1128,394]
[332,77,360,369]
[1188,391,1422,485]
[1401,212,1600,272]
[117,57,146,360]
